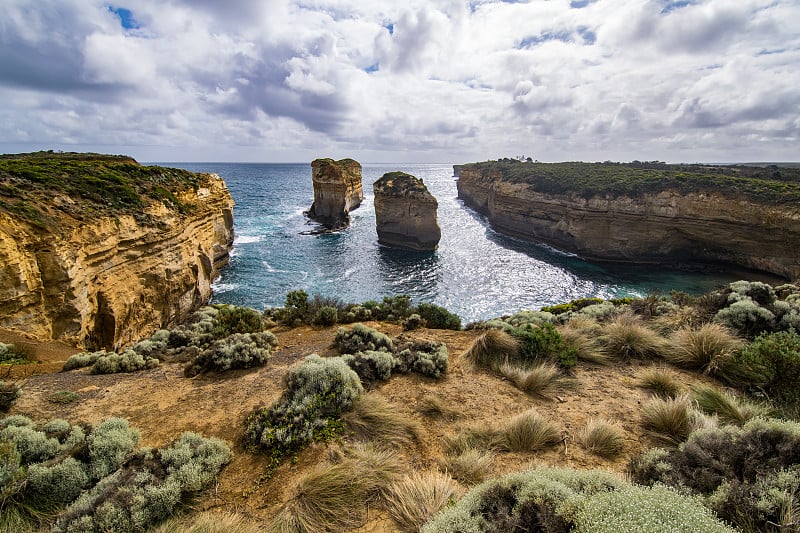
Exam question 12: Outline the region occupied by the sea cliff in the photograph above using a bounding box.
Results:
[307,158,363,230]
[0,152,234,349]
[374,171,441,251]
[456,160,800,279]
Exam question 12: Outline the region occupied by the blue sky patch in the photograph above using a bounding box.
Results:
[108,6,139,30]
[365,63,380,73]
[384,23,394,35]
[570,0,597,8]
[577,26,596,45]
[519,31,573,48]
[660,1,694,14]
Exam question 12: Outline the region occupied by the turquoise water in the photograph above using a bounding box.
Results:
[166,163,745,322]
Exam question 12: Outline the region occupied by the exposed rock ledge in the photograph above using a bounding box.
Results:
[306,158,363,230]
[0,154,234,349]
[456,162,800,279]
[374,171,441,252]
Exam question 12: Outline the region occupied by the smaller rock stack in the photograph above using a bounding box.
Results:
[306,158,364,230]
[373,172,441,252]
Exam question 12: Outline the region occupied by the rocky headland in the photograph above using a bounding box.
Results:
[306,158,363,230]
[456,160,800,279]
[374,171,441,251]
[0,152,234,349]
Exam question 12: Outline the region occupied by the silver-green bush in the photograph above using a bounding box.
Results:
[184,331,277,376]
[342,350,397,386]
[335,324,394,354]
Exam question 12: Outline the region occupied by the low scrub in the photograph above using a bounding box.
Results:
[0,342,35,365]
[0,380,21,412]
[184,331,277,376]
[244,355,363,475]
[415,303,462,330]
[578,419,626,459]
[385,471,463,532]
[423,466,734,532]
[341,350,397,386]
[630,417,800,531]
[395,340,449,379]
[511,323,578,369]
[210,305,264,338]
[63,349,159,374]
[335,324,394,354]
[0,415,230,532]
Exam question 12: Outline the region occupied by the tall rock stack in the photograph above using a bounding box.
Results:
[306,158,364,230]
[373,171,441,252]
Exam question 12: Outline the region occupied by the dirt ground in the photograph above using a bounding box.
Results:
[3,323,710,530]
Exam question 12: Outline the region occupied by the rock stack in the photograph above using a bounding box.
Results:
[306,158,363,230]
[373,171,441,252]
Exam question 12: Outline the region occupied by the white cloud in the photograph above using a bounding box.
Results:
[0,0,797,162]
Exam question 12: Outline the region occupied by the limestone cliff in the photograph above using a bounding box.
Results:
[374,172,441,252]
[0,152,234,349]
[306,158,363,230]
[456,161,800,279]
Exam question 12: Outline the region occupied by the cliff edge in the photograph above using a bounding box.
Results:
[0,152,234,349]
[374,171,441,252]
[306,158,363,230]
[456,160,800,279]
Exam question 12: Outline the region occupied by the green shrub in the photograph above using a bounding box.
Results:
[415,303,462,330]
[630,417,800,531]
[342,350,397,386]
[402,313,425,331]
[395,341,449,378]
[52,432,231,533]
[574,483,736,532]
[542,298,605,315]
[62,350,105,371]
[313,306,338,326]
[90,349,159,374]
[279,289,310,325]
[86,417,141,480]
[0,342,35,365]
[714,299,776,337]
[184,331,277,377]
[0,380,21,412]
[244,355,363,472]
[335,324,394,354]
[210,305,264,338]
[46,391,80,404]
[725,330,800,407]
[511,323,578,369]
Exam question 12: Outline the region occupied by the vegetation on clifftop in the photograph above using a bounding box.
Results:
[460,159,800,203]
[0,151,208,226]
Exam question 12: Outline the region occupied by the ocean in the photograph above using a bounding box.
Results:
[164,162,745,323]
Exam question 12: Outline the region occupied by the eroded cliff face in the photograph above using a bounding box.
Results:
[307,158,363,230]
[457,165,800,279]
[374,172,441,252]
[0,173,234,349]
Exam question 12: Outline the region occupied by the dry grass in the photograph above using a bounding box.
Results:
[462,328,519,370]
[691,383,770,426]
[636,366,684,399]
[442,423,498,455]
[152,511,264,533]
[665,323,743,375]
[578,418,626,459]
[601,313,665,360]
[328,442,405,501]
[497,409,562,452]
[417,395,461,420]
[270,462,369,532]
[498,362,565,399]
[640,396,694,445]
[439,448,494,485]
[342,392,423,447]
[385,471,463,532]
[558,321,610,365]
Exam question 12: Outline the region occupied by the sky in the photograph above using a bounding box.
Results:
[0,0,798,164]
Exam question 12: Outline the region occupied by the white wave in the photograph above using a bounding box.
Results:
[211,282,239,293]
[234,234,263,244]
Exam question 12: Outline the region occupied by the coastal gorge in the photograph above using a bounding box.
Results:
[455,160,800,279]
[0,152,234,349]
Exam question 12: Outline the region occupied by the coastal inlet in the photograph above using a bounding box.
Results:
[170,163,752,323]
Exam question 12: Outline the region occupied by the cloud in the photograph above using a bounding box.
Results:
[0,0,797,163]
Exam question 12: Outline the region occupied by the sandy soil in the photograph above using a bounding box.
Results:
[4,322,710,530]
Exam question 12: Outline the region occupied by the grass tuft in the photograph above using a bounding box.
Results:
[636,367,684,399]
[385,471,463,532]
[640,396,694,445]
[498,409,562,452]
[665,323,743,374]
[462,329,519,370]
[600,314,665,360]
[439,448,494,486]
[152,511,264,533]
[498,362,566,399]
[417,395,460,420]
[341,392,422,447]
[558,321,611,364]
[691,383,769,426]
[578,418,626,458]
